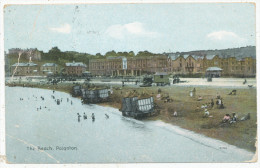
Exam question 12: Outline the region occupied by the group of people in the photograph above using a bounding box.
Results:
[198,99,214,118]
[77,113,110,122]
[222,113,250,124]
[51,93,73,106]
[77,113,94,122]
[197,95,225,118]
[36,106,48,111]
[222,113,237,124]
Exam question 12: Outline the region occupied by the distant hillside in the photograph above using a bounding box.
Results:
[169,46,256,59]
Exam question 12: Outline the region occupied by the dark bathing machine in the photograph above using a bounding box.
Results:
[71,85,111,104]
[80,87,110,104]
[72,85,83,97]
[120,91,156,119]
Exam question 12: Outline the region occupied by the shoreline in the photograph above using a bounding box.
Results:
[5,82,257,153]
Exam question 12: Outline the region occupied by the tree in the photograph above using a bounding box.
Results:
[105,50,117,57]
[95,53,103,58]
[48,47,62,61]
[129,51,135,57]
[49,47,61,53]
[136,50,154,57]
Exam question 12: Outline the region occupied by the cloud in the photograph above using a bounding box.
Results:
[105,22,160,39]
[207,31,244,41]
[49,23,71,34]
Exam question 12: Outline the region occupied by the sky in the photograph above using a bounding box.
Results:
[4,3,256,54]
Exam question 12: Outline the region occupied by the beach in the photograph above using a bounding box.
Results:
[5,77,257,152]
[5,86,255,163]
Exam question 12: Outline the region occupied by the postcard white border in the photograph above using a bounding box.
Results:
[0,0,259,168]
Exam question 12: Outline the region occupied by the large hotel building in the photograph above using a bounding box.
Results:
[89,54,256,77]
[89,55,169,76]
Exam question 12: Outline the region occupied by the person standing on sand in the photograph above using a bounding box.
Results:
[158,88,161,94]
[211,99,214,108]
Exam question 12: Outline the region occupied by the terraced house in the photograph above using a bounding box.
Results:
[168,54,256,77]
[168,54,204,74]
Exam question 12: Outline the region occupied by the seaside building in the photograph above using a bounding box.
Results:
[41,63,58,76]
[169,54,204,75]
[64,61,87,76]
[89,55,169,76]
[11,62,38,76]
[201,55,256,77]
[168,54,256,77]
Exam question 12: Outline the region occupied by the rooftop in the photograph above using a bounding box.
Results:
[155,72,168,75]
[65,62,86,67]
[12,62,37,67]
[42,63,57,67]
[206,67,223,71]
